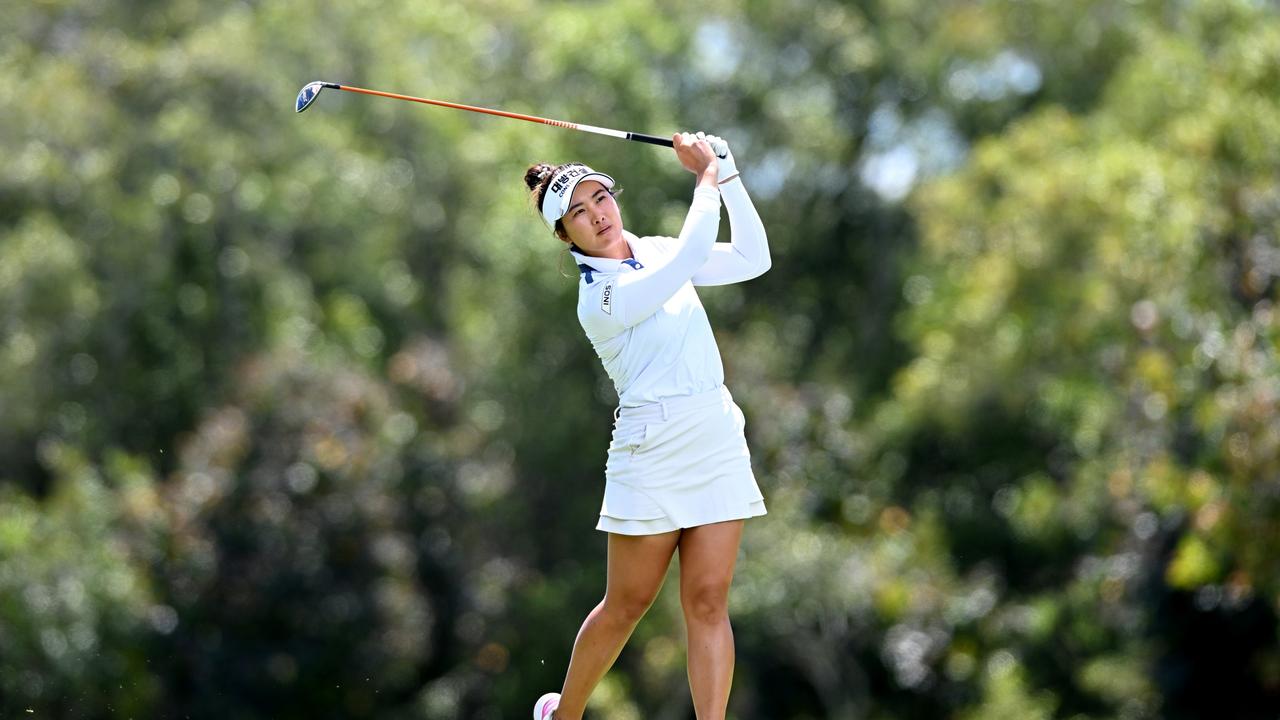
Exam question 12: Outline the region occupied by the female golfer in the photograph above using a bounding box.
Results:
[527,132,770,720]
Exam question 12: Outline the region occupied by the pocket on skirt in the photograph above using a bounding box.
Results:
[610,421,650,456]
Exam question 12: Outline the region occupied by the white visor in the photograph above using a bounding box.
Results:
[540,164,615,225]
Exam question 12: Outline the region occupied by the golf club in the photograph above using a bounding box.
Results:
[295,81,675,148]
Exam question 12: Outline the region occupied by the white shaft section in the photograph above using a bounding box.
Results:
[574,123,630,140]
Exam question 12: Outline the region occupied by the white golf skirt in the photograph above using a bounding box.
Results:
[597,385,766,535]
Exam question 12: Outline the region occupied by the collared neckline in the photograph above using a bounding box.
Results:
[569,231,646,283]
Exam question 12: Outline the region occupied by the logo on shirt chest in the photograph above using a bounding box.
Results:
[601,282,613,315]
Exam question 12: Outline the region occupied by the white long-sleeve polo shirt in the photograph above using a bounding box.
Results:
[570,178,771,408]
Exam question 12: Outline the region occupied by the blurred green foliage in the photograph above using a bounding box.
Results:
[2,0,1278,718]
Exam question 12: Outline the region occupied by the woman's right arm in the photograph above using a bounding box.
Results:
[607,134,722,328]
[611,185,721,327]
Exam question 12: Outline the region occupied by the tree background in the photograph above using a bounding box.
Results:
[2,0,1278,718]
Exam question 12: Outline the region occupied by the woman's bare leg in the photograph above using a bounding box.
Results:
[677,520,744,720]
[554,529,682,720]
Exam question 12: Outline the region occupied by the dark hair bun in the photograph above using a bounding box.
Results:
[524,163,555,191]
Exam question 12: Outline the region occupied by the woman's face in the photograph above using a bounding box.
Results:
[560,180,625,257]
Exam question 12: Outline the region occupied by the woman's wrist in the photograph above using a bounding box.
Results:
[696,166,719,188]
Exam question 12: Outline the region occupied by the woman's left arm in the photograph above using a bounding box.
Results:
[691,176,771,286]
[689,137,771,286]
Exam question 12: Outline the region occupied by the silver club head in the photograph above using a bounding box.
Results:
[295,81,337,113]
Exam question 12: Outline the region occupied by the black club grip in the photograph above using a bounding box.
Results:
[627,132,674,147]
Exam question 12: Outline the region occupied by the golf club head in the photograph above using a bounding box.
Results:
[295,81,336,113]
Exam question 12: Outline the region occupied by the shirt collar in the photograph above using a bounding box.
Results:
[569,231,646,280]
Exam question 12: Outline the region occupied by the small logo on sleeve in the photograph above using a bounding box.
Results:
[601,282,613,315]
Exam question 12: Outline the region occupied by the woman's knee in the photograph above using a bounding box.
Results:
[681,579,731,624]
[602,588,658,624]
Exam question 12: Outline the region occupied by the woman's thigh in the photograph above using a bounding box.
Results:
[605,530,682,612]
[677,520,745,612]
